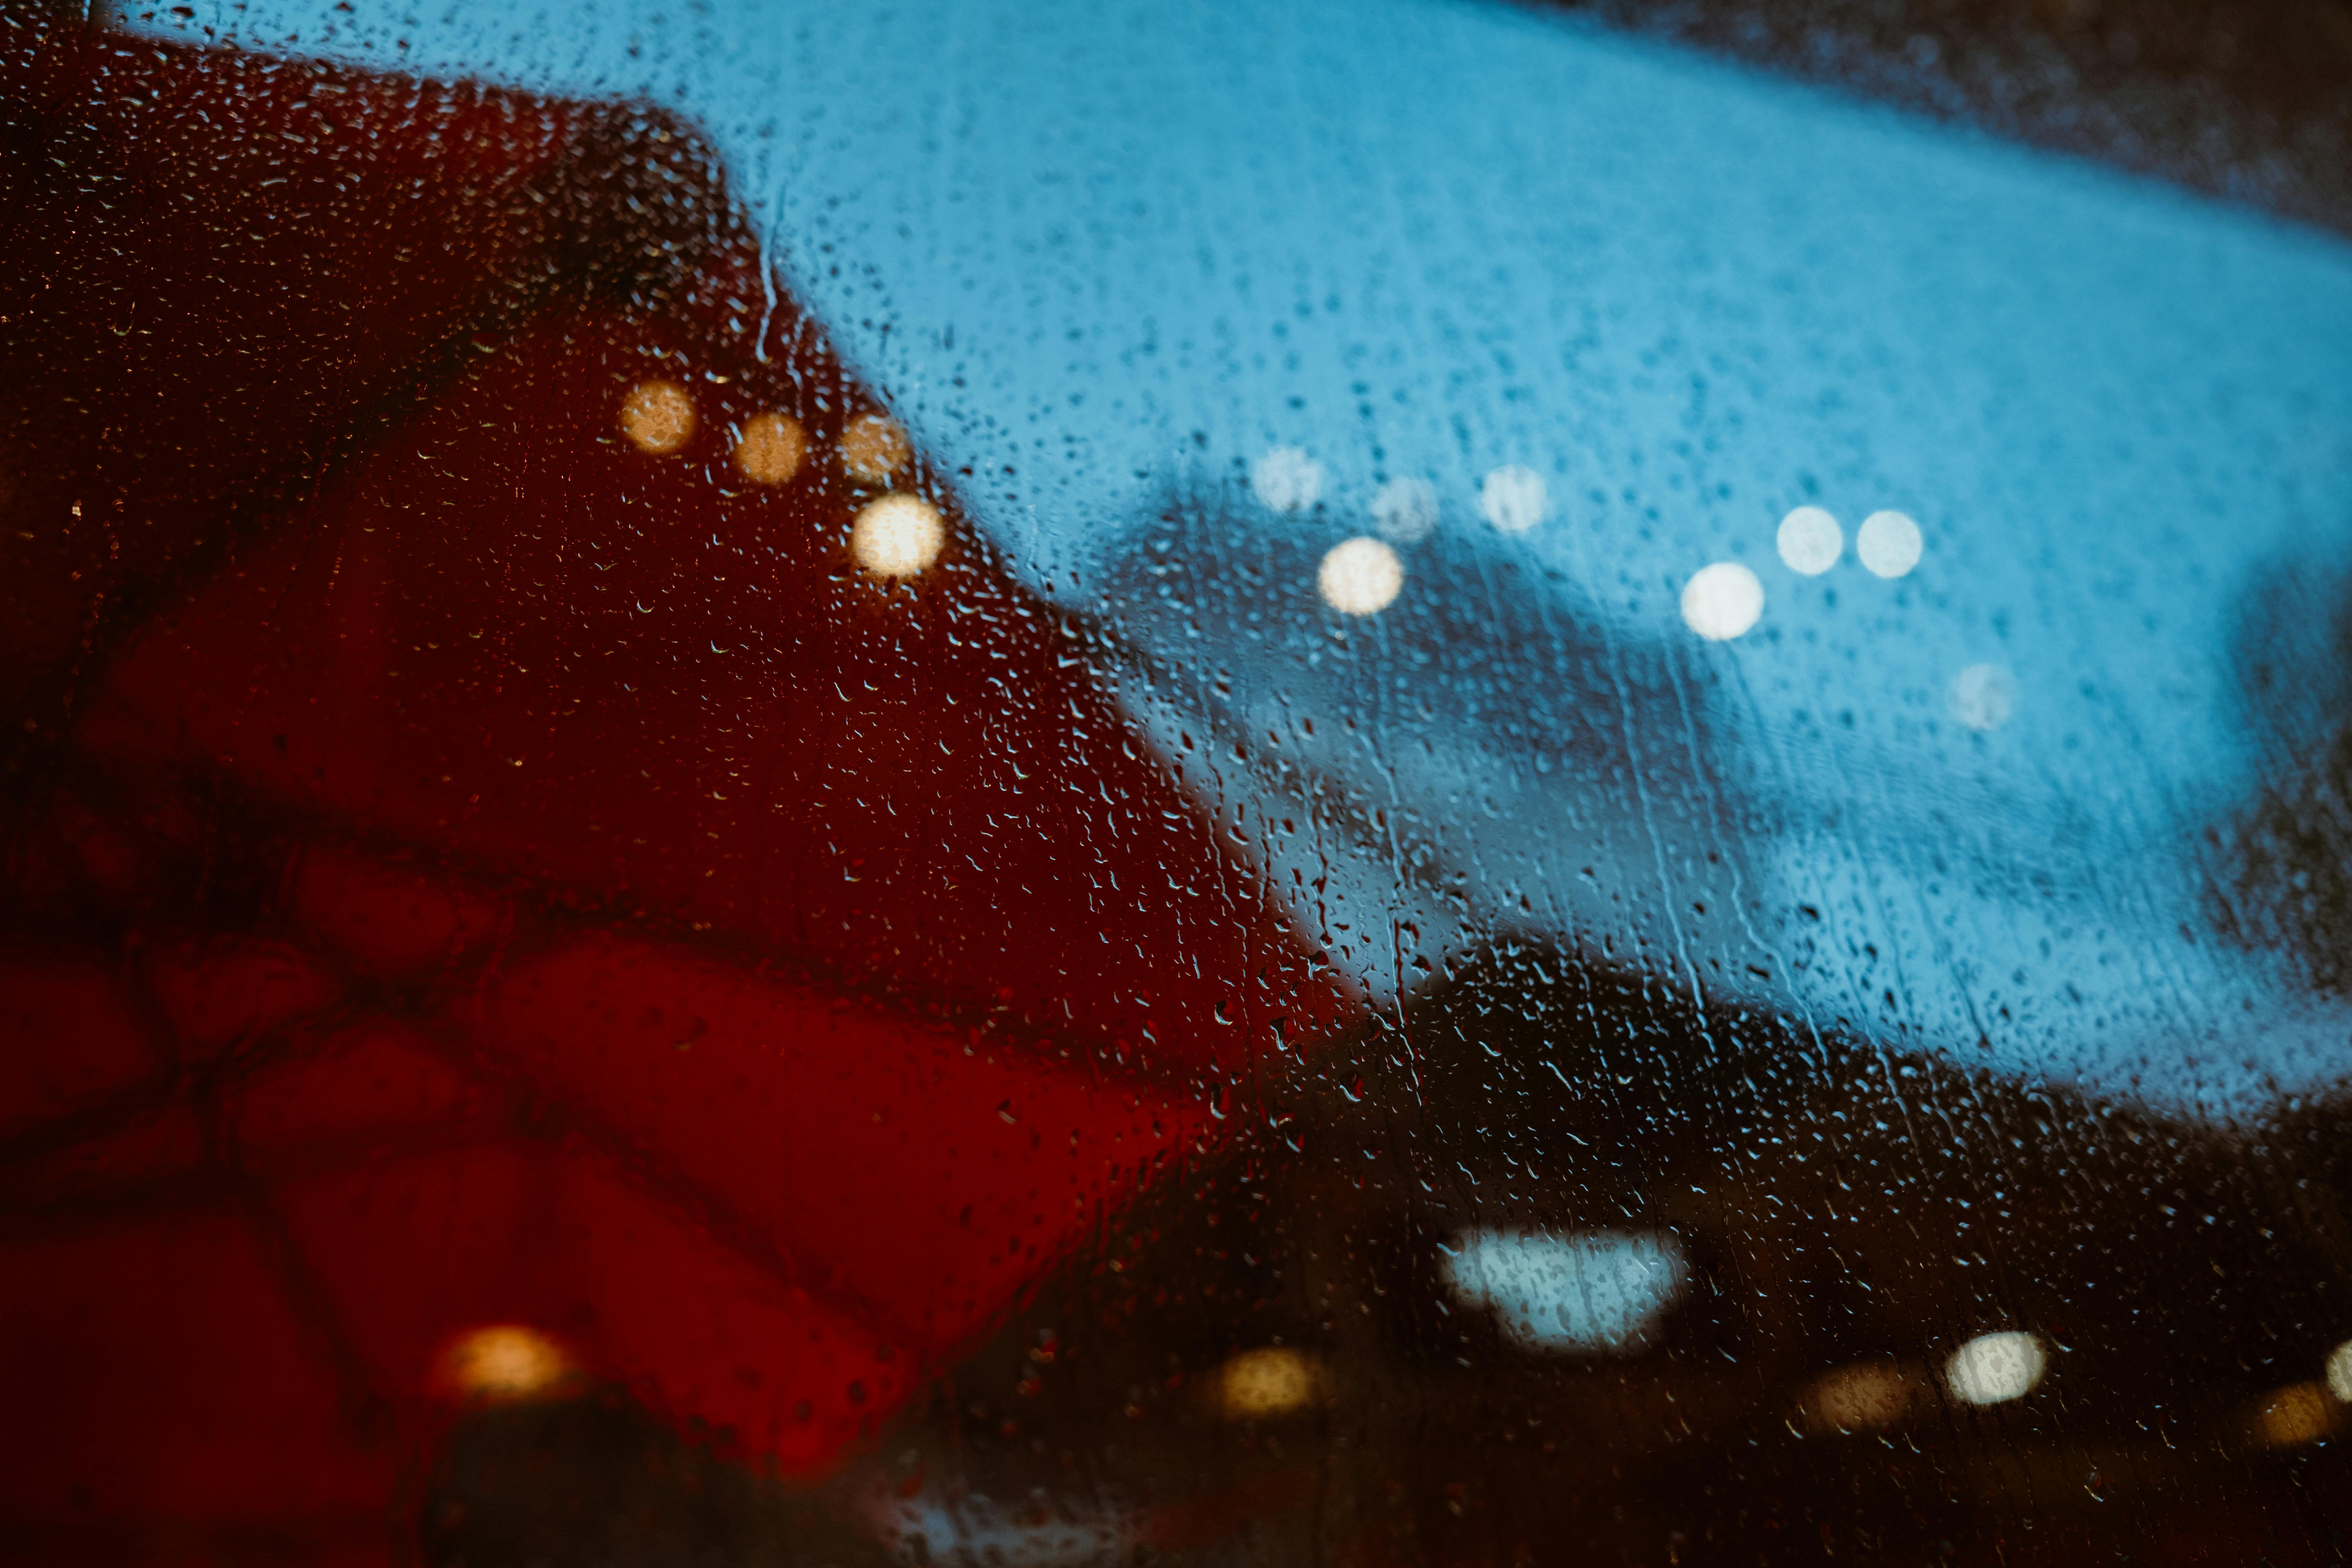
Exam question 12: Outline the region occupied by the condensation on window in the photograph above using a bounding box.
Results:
[6,0,2352,1562]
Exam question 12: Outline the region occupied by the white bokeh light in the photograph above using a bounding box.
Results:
[1945,1331,2045,1405]
[1444,1230,1689,1356]
[1252,446,1325,513]
[1479,465,1546,533]
[1776,506,1842,575]
[1369,476,1439,544]
[1857,509,1923,578]
[1680,562,1764,641]
[1318,536,1404,615]
[2327,1339,2352,1403]
[851,493,946,578]
[1951,663,2015,732]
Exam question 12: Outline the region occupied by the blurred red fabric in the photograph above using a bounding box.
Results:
[0,20,1355,1555]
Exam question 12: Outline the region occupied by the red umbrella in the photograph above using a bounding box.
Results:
[0,20,1358,1553]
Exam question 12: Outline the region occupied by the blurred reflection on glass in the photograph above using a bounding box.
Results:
[5,0,2352,1562]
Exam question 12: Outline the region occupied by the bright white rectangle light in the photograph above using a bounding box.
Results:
[1444,1229,1689,1356]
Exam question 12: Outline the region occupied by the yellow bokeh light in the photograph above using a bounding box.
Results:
[1318,536,1404,616]
[840,412,913,484]
[619,380,698,455]
[2253,1382,2337,1448]
[438,1324,575,1403]
[1681,562,1764,641]
[852,493,946,579]
[734,411,808,485]
[1801,1361,1923,1433]
[1216,1346,1321,1420]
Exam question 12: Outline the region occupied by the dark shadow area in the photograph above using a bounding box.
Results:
[418,939,2352,1565]
[1527,0,2352,238]
[424,1392,888,1568]
[2211,560,2352,995]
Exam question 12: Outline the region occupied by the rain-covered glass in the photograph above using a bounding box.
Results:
[5,0,2351,1561]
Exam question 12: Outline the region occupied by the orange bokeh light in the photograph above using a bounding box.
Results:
[840,412,912,484]
[436,1324,577,1403]
[733,410,807,485]
[620,380,697,455]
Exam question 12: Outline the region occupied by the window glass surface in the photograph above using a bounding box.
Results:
[5,1,2351,1562]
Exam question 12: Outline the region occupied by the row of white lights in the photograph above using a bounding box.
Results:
[1268,450,2008,732]
[1257,445,1494,619]
[1679,505,1922,643]
[1687,508,2015,732]
[1260,448,1928,633]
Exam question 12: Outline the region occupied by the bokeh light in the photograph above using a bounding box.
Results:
[2253,1382,2337,1448]
[1951,663,2015,731]
[1681,562,1764,641]
[2328,1338,2352,1402]
[1370,476,1439,543]
[438,1325,574,1402]
[733,410,807,485]
[619,379,697,455]
[851,493,946,578]
[1776,506,1842,575]
[1443,1229,1688,1355]
[1856,510,1923,578]
[1252,446,1325,512]
[1944,1331,2044,1405]
[1801,1361,1923,1433]
[1216,1346,1322,1419]
[841,412,913,483]
[1479,464,1546,533]
[1318,536,1404,615]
